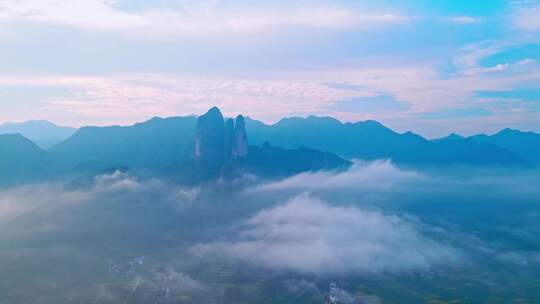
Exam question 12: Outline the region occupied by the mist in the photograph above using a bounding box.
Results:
[1,163,540,303]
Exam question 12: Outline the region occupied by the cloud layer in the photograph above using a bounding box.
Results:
[1,162,540,302]
[196,194,460,275]
[2,1,540,137]
[0,0,408,35]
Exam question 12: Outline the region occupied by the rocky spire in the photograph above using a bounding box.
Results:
[194,107,225,176]
[224,118,234,162]
[232,115,248,159]
[193,108,250,178]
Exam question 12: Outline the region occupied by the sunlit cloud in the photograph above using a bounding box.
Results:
[446,16,482,24]
[513,4,540,31]
[0,0,408,36]
[1,1,540,136]
[1,161,540,301]
[1,50,539,136]
[0,0,148,30]
[192,194,460,275]
[227,10,408,32]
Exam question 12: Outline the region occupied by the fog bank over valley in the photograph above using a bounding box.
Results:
[1,162,539,303]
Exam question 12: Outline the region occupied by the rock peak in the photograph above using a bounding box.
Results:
[194,107,226,176]
[201,107,224,121]
[224,118,234,162]
[193,108,249,177]
[232,115,248,159]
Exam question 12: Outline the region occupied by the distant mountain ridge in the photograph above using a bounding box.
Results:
[470,128,540,164]
[51,116,198,172]
[0,134,53,186]
[432,133,465,142]
[0,107,538,187]
[0,108,351,186]
[0,120,76,149]
[244,116,532,166]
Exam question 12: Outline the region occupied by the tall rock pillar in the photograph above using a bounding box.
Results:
[194,107,226,176]
[232,115,248,159]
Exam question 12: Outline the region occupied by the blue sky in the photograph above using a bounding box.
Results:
[1,0,540,137]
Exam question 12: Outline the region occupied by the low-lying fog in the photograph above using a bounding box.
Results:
[1,162,539,303]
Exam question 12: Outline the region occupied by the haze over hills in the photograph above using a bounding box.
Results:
[186,107,350,181]
[0,134,56,185]
[244,116,534,166]
[48,108,350,180]
[2,107,540,303]
[51,116,199,173]
[432,133,465,142]
[471,129,540,164]
[1,106,539,187]
[0,120,76,149]
[0,107,351,186]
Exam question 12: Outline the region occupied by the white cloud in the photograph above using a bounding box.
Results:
[451,42,508,74]
[189,161,540,276]
[1,52,540,135]
[1,37,539,135]
[0,171,198,226]
[513,4,540,31]
[1,2,540,138]
[0,0,408,35]
[252,161,425,193]
[228,10,408,32]
[1,156,539,301]
[447,16,482,24]
[0,184,81,222]
[193,194,460,275]
[0,73,377,125]
[0,0,148,30]
[517,58,535,65]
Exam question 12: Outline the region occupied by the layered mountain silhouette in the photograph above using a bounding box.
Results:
[188,107,350,181]
[0,120,76,149]
[0,134,54,186]
[432,133,465,142]
[244,116,532,166]
[1,106,538,186]
[0,107,351,186]
[51,115,198,172]
[471,128,540,164]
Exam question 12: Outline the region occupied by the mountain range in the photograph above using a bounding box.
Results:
[245,116,536,166]
[1,107,538,186]
[0,120,76,149]
[0,108,352,186]
[470,129,540,164]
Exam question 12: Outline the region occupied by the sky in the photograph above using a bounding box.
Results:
[0,0,540,137]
